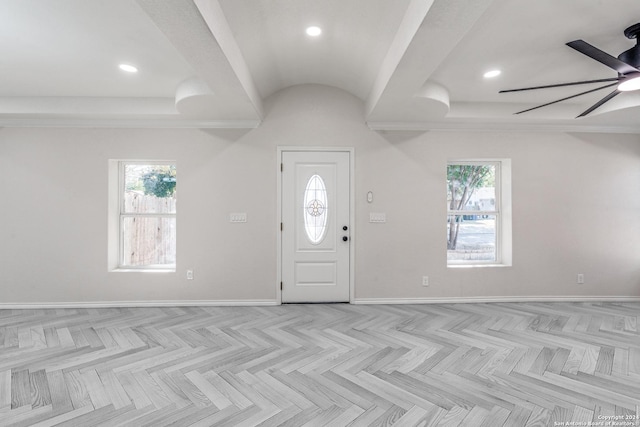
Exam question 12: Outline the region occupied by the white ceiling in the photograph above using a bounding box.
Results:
[2,0,640,132]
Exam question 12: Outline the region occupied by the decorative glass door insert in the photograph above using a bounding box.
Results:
[303,174,328,244]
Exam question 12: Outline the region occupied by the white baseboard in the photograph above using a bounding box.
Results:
[3,296,639,309]
[0,300,280,309]
[354,296,640,305]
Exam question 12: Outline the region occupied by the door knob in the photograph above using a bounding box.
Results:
[342,236,348,242]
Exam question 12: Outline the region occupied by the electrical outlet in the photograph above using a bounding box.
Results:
[187,270,194,280]
[422,276,429,287]
[577,273,584,284]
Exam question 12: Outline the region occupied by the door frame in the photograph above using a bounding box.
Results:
[276,146,355,304]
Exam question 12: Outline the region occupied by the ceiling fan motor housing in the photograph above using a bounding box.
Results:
[618,46,640,69]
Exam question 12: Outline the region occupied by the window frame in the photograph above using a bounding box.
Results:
[117,161,177,271]
[447,160,504,267]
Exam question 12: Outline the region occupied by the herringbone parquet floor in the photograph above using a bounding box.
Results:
[0,302,639,426]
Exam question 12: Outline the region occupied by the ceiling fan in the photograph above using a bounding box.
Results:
[500,23,640,117]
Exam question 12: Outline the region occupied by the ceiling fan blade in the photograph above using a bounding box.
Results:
[576,89,620,117]
[514,82,618,115]
[500,77,621,93]
[566,40,639,75]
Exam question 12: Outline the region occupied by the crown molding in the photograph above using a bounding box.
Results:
[0,118,261,129]
[367,121,640,134]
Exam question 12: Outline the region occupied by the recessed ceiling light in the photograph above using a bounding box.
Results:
[618,75,640,91]
[119,64,138,73]
[306,26,322,37]
[483,69,501,79]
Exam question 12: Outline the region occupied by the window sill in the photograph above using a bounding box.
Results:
[447,264,511,269]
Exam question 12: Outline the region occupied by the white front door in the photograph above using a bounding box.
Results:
[281,150,351,303]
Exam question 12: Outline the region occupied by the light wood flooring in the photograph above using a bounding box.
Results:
[1,302,639,426]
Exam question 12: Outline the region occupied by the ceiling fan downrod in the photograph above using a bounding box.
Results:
[620,23,640,68]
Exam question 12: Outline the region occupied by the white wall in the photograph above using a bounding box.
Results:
[1,84,640,305]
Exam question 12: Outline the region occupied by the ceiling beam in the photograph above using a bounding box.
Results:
[193,0,263,119]
[365,0,435,118]
[136,0,263,121]
[366,0,496,122]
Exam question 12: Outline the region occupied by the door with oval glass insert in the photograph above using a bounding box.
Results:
[281,150,350,303]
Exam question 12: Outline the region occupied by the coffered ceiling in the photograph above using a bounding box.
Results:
[2,0,640,132]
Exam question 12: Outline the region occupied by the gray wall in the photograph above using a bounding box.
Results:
[1,84,640,304]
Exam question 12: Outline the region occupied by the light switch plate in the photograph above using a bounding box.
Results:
[369,212,386,223]
[230,213,247,223]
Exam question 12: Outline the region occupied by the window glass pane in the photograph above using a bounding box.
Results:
[447,164,495,212]
[447,215,496,262]
[122,217,176,267]
[124,164,176,213]
[303,174,328,244]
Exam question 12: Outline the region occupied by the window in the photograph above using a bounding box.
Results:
[303,174,328,244]
[118,162,176,270]
[447,160,511,266]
